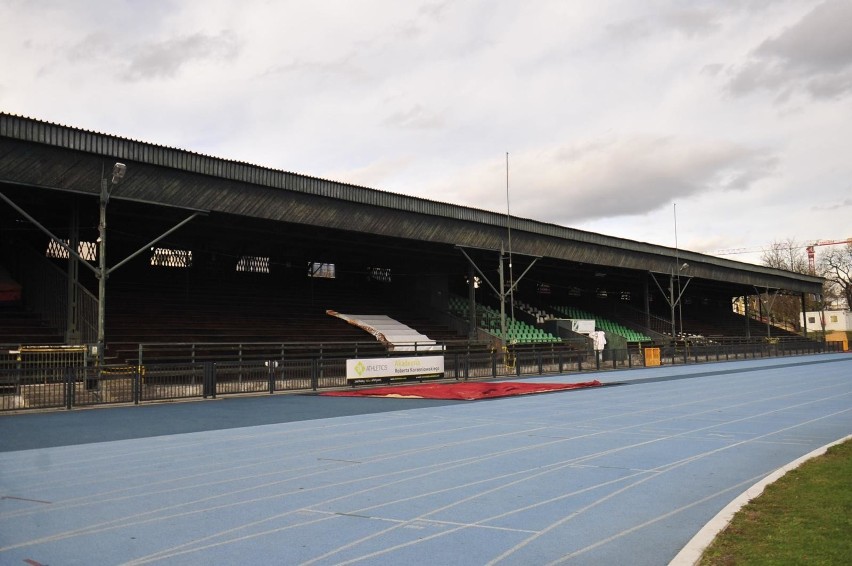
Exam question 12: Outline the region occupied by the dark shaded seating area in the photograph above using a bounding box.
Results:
[104,270,467,358]
[0,303,64,345]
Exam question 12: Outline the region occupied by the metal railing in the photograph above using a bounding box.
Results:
[1,339,842,412]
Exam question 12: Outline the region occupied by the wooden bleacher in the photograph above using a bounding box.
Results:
[0,303,64,345]
[104,272,467,360]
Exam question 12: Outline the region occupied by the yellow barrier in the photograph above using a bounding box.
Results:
[644,347,661,367]
[826,331,849,352]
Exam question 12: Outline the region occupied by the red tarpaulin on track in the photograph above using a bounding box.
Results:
[320,380,602,400]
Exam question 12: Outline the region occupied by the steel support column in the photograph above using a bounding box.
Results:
[65,200,80,344]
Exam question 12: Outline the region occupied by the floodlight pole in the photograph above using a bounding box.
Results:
[669,270,676,341]
[499,243,506,343]
[673,203,679,342]
[649,268,691,344]
[97,163,126,369]
[505,152,514,345]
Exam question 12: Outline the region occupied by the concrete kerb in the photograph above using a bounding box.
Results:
[669,433,852,566]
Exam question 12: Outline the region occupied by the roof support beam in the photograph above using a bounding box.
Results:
[0,190,99,276]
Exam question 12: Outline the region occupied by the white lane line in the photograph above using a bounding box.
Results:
[3,380,847,556]
[491,406,852,565]
[120,455,648,564]
[314,392,852,566]
[0,422,562,550]
[0,419,523,519]
[297,393,852,566]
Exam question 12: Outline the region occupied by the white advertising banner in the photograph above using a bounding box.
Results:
[346,355,445,381]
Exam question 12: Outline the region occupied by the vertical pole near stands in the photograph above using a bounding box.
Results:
[97,163,127,372]
[133,367,141,405]
[65,366,73,410]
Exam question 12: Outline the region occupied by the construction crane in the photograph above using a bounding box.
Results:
[712,245,769,256]
[806,238,852,274]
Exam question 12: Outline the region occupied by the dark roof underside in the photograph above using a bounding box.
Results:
[0,113,823,295]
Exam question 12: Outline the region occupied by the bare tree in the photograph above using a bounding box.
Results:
[760,238,809,273]
[818,243,852,310]
[758,239,811,331]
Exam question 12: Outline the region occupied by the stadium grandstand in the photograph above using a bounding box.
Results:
[0,113,835,409]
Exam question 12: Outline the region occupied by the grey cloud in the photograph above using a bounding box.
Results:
[755,0,852,72]
[383,104,446,130]
[661,7,722,37]
[606,17,654,41]
[262,53,370,85]
[812,197,852,211]
[805,72,852,98]
[607,6,721,41]
[64,29,241,82]
[67,32,113,62]
[418,1,451,20]
[701,63,724,77]
[728,0,852,100]
[451,136,779,224]
[122,30,241,82]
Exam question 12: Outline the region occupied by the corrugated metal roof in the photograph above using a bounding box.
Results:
[0,112,824,293]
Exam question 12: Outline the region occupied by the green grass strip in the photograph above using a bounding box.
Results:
[699,438,852,565]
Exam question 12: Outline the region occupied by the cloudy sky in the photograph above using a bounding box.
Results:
[2,0,850,265]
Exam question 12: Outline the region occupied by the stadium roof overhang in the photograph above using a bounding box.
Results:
[0,113,824,297]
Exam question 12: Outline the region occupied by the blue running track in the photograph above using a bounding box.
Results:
[1,354,850,565]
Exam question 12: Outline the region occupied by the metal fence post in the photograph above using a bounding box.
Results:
[491,351,497,378]
[65,366,73,410]
[85,365,97,391]
[133,368,140,405]
[202,361,216,399]
[268,361,275,394]
[202,362,209,398]
[311,358,319,391]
